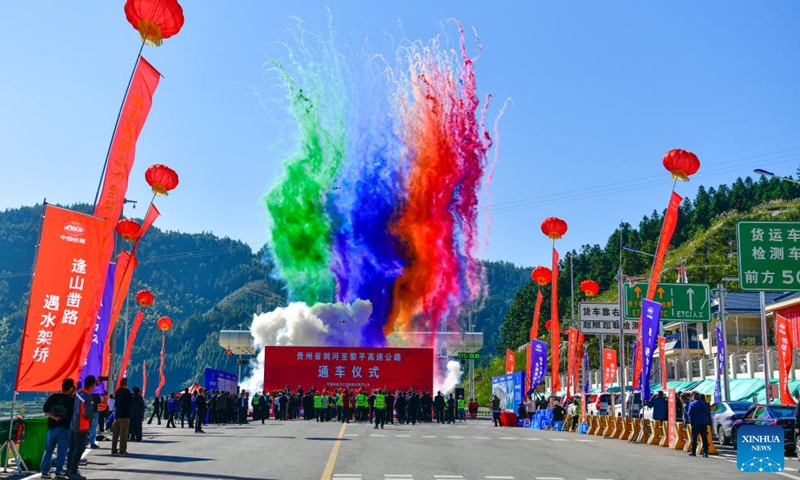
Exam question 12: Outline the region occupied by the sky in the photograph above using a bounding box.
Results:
[1,1,800,269]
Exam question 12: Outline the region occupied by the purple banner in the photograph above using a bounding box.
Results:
[527,339,548,395]
[640,298,662,401]
[631,341,638,390]
[80,262,115,393]
[714,325,725,404]
[583,352,590,393]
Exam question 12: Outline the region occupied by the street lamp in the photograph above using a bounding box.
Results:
[754,168,800,186]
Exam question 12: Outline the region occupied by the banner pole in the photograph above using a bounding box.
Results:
[760,291,771,403]
[617,230,628,418]
[93,39,147,208]
[3,392,17,472]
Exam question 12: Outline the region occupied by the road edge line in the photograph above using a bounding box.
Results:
[320,422,348,480]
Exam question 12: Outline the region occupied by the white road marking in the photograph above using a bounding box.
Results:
[575,439,595,442]
[333,476,362,478]
[344,434,359,437]
[474,436,491,440]
[534,477,564,480]
[525,437,542,441]
[422,435,437,438]
[370,434,386,437]
[433,476,464,479]
[776,472,800,480]
[586,478,614,480]
[485,476,514,479]
[447,436,465,439]
[395,434,411,437]
[499,437,515,440]
[551,438,569,442]
[385,476,413,478]
[474,426,487,429]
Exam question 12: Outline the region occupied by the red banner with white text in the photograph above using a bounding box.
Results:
[15,205,107,391]
[602,348,617,388]
[776,314,795,405]
[80,57,161,373]
[100,250,137,378]
[263,346,434,393]
[505,349,515,374]
[551,248,561,392]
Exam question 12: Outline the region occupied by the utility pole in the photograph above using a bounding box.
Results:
[469,310,475,401]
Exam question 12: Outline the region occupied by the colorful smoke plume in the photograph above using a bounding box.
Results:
[263,20,498,347]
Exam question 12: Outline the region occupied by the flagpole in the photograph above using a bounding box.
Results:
[93,38,147,208]
[617,222,627,418]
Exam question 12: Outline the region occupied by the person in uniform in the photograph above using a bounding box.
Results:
[385,389,395,425]
[373,389,386,429]
[457,395,466,422]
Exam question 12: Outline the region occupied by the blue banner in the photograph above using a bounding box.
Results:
[204,367,238,395]
[527,339,548,395]
[714,325,725,404]
[492,371,525,412]
[583,352,590,393]
[640,298,662,400]
[80,262,115,394]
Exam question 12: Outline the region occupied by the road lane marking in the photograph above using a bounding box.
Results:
[551,438,569,442]
[370,434,386,437]
[776,473,800,480]
[534,477,564,480]
[433,476,464,479]
[320,422,348,480]
[344,434,359,437]
[395,434,411,437]
[575,439,595,442]
[422,435,437,438]
[385,476,413,478]
[525,437,542,440]
[499,437,515,440]
[474,436,491,439]
[447,436,465,439]
[485,477,514,479]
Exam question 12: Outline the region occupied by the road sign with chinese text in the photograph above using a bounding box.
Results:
[578,302,637,334]
[623,282,711,322]
[737,221,800,291]
[458,352,480,360]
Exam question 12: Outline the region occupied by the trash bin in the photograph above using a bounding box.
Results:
[18,416,49,471]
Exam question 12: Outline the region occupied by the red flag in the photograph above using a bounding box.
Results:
[530,289,543,340]
[573,332,585,394]
[100,250,138,379]
[603,348,617,388]
[79,57,161,373]
[776,314,795,405]
[658,336,667,391]
[551,248,561,392]
[142,360,147,401]
[155,333,166,396]
[505,349,515,374]
[635,191,683,388]
[117,309,144,391]
[15,206,107,391]
[566,328,578,395]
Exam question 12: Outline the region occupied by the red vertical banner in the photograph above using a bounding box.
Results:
[505,349,515,374]
[15,206,107,391]
[155,333,166,396]
[551,248,561,392]
[530,289,543,340]
[776,314,795,405]
[636,191,683,388]
[603,348,617,388]
[668,388,677,447]
[117,309,144,390]
[573,332,585,395]
[80,57,161,371]
[658,336,667,391]
[566,328,578,396]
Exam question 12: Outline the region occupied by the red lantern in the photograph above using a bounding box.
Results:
[156,316,173,331]
[115,219,141,242]
[580,280,600,297]
[662,149,700,182]
[545,319,553,332]
[124,0,185,47]
[136,290,155,308]
[145,164,180,196]
[531,266,552,286]
[541,217,568,240]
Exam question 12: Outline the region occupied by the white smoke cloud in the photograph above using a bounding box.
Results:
[435,360,463,395]
[239,300,372,394]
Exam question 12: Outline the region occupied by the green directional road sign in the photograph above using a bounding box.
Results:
[623,282,711,322]
[737,221,800,291]
[457,352,480,360]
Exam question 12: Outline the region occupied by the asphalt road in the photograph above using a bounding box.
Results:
[20,418,800,480]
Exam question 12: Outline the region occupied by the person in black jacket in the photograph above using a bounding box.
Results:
[195,389,207,433]
[147,396,162,425]
[687,392,712,458]
[179,388,192,428]
[129,387,145,442]
[434,392,445,424]
[112,378,132,456]
[385,391,395,425]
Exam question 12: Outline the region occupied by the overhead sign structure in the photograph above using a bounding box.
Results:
[578,302,638,335]
[737,221,800,292]
[623,282,711,322]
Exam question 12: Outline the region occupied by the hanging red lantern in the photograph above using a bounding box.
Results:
[156,316,173,331]
[136,290,155,308]
[124,0,185,47]
[545,319,553,332]
[115,219,141,242]
[531,266,552,286]
[580,279,600,297]
[145,164,180,195]
[662,149,700,182]
[541,217,568,240]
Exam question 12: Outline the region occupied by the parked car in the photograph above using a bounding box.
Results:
[730,404,796,453]
[614,391,642,418]
[711,401,753,445]
[587,392,616,415]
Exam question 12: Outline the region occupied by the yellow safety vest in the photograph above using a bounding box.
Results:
[356,394,367,407]
[374,394,385,410]
[336,395,343,406]
[314,395,322,409]
[458,399,465,409]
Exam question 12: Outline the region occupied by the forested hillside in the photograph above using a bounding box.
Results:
[0,204,529,397]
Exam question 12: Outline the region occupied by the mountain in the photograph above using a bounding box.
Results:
[0,203,529,397]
